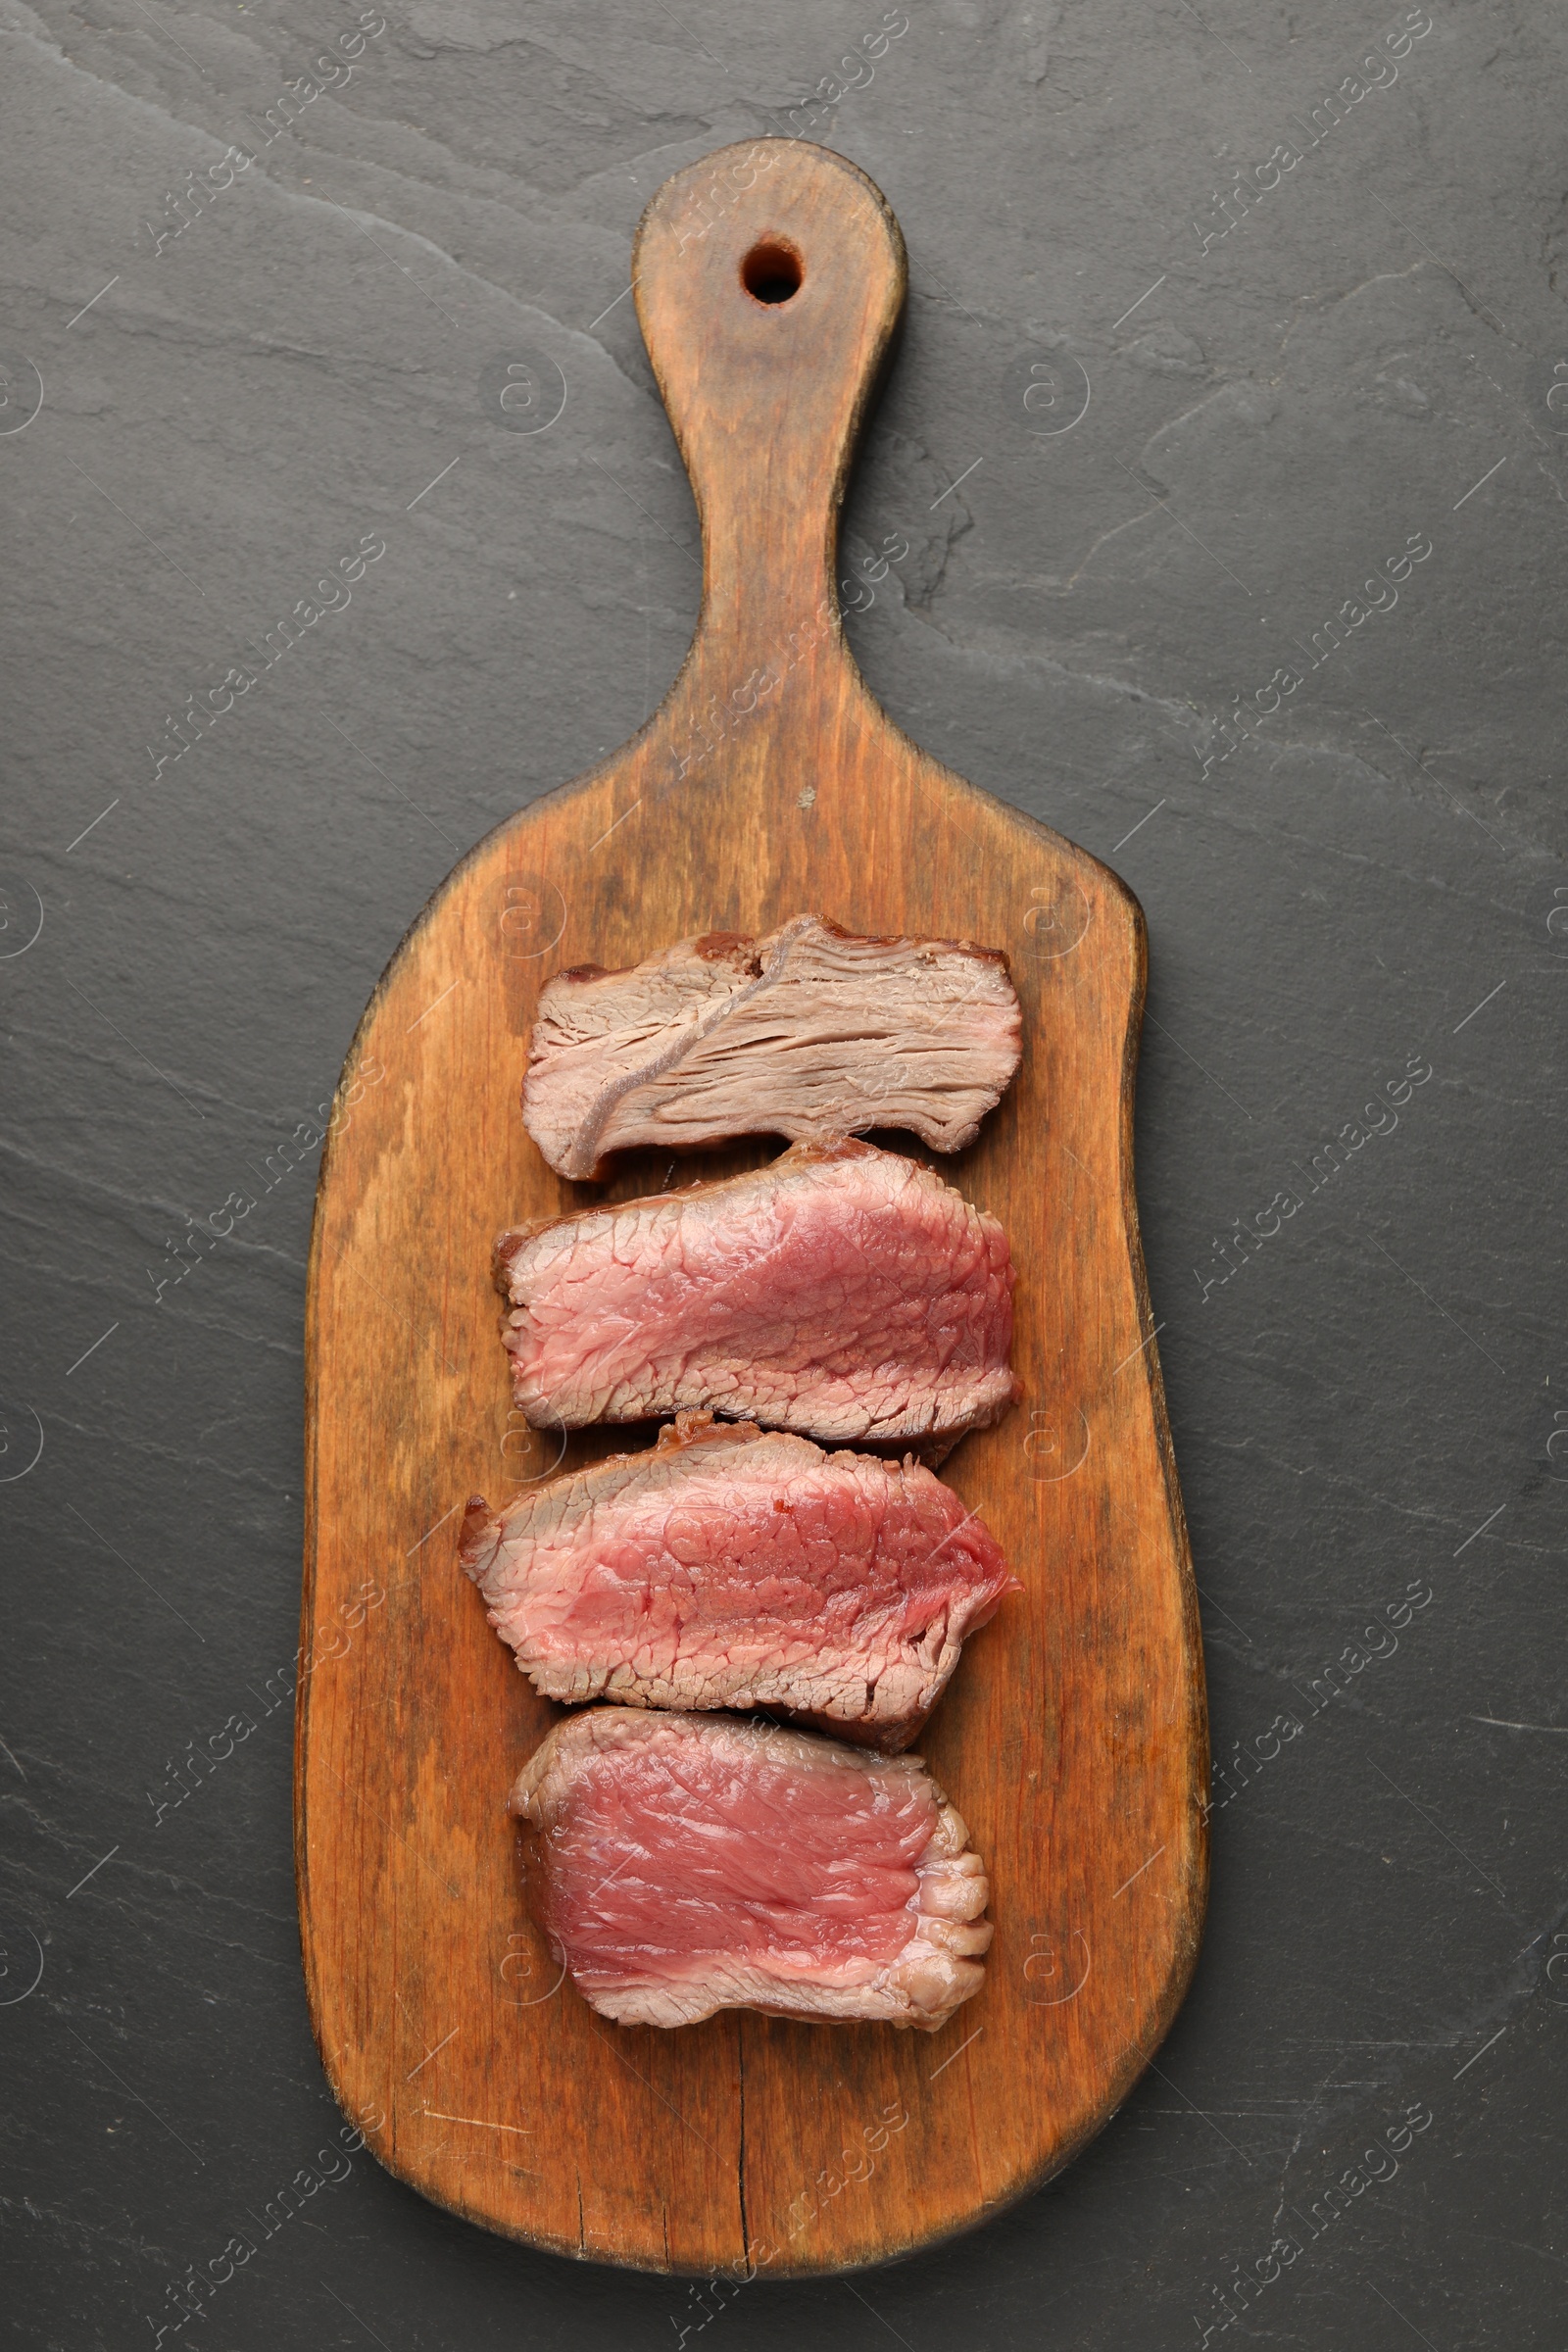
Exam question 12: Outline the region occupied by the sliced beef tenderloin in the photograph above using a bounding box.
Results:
[510,1708,993,2031]
[495,1137,1018,1452]
[522,912,1022,1181]
[460,1410,1017,1749]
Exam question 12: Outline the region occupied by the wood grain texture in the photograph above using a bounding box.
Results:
[298,137,1208,2277]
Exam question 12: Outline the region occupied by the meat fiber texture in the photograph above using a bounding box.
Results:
[460,1411,1018,1749]
[496,1138,1018,1452]
[510,1709,993,2030]
[521,913,1022,1181]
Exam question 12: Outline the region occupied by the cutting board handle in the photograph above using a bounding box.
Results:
[632,139,907,683]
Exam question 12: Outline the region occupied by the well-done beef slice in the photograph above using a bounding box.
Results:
[495,1137,1018,1448]
[460,1410,1017,1749]
[522,913,1022,1180]
[511,1708,993,2030]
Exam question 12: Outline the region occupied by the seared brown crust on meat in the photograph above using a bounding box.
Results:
[493,1134,868,1275]
[460,1410,1017,1748]
[521,911,1022,1181]
[493,1137,1018,1449]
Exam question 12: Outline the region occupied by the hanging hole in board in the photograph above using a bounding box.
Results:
[741,240,804,305]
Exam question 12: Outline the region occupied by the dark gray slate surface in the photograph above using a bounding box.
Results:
[2,1,1564,2344]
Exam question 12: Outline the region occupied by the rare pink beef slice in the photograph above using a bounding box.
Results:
[495,1138,1018,1449]
[460,1411,1018,1749]
[510,1709,993,2030]
[521,913,1022,1182]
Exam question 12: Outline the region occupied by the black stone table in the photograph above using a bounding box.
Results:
[2,2,1563,2343]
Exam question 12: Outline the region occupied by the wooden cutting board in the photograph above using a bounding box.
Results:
[298,136,1207,2278]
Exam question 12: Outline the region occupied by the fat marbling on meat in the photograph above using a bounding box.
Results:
[495,1137,1018,1455]
[510,1708,994,2031]
[461,1410,1017,1748]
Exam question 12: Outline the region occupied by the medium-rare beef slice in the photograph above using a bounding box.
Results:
[521,912,1022,1180]
[460,1410,1018,1749]
[495,1137,1018,1448]
[510,1709,993,2030]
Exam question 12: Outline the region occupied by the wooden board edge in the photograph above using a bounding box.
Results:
[294,770,1210,2274]
[721,858,1211,2278]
